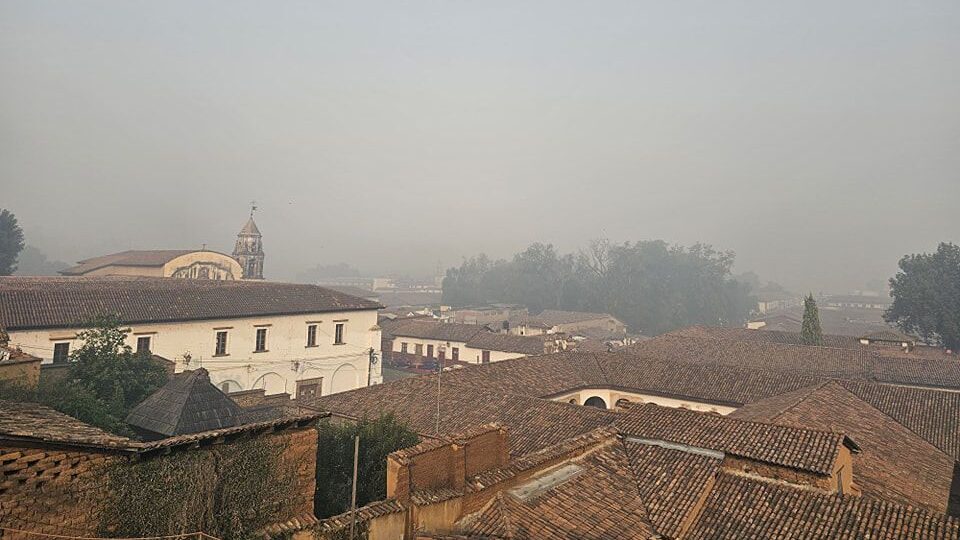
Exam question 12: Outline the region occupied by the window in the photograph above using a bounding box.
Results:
[481,350,491,364]
[427,344,434,358]
[136,336,151,354]
[215,331,228,356]
[306,324,318,347]
[53,342,70,364]
[334,323,345,345]
[452,347,459,361]
[401,342,408,354]
[415,343,423,356]
[255,328,268,352]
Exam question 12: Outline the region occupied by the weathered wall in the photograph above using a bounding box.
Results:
[0,427,317,537]
[0,357,41,389]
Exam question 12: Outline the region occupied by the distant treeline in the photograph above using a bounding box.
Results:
[441,240,755,336]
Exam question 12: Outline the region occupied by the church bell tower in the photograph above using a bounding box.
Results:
[233,205,265,280]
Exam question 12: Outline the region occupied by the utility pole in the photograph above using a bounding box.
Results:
[349,434,360,540]
[436,350,442,435]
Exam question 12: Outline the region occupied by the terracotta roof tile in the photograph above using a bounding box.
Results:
[687,472,960,539]
[616,403,853,476]
[729,381,958,514]
[0,276,381,329]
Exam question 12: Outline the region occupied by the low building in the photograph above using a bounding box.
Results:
[0,343,41,390]
[385,320,563,367]
[823,293,893,310]
[507,309,627,338]
[449,305,528,326]
[0,276,383,396]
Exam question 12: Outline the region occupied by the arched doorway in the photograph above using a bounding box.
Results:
[330,364,359,394]
[584,396,607,409]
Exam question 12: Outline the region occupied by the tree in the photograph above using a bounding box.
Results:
[0,209,25,275]
[800,294,824,346]
[885,242,960,349]
[314,414,420,518]
[2,317,170,434]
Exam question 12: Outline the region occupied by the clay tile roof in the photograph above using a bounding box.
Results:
[526,310,618,326]
[838,381,960,461]
[467,444,656,539]
[390,320,487,343]
[126,368,244,437]
[861,329,915,343]
[60,249,197,275]
[0,399,133,448]
[616,403,855,476]
[261,499,406,538]
[464,333,551,355]
[623,440,722,538]
[687,472,960,540]
[0,276,381,330]
[730,381,958,514]
[628,334,960,390]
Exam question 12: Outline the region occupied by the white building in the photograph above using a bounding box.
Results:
[385,320,561,365]
[0,276,382,396]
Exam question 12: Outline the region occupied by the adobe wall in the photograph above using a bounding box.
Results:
[0,426,317,537]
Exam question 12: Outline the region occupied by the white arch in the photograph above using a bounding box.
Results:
[330,364,359,394]
[251,371,286,394]
[217,379,243,393]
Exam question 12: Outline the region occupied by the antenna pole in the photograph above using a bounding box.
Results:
[349,434,360,540]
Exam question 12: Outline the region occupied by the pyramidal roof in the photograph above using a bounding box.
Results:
[239,216,261,236]
[126,368,244,437]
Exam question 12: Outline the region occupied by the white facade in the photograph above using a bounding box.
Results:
[391,336,526,364]
[9,310,382,397]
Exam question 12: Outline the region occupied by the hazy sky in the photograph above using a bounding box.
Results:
[2,1,957,292]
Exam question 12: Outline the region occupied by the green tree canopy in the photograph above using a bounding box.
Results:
[0,209,25,275]
[442,239,756,335]
[0,317,169,434]
[314,414,420,518]
[884,242,960,350]
[800,294,824,346]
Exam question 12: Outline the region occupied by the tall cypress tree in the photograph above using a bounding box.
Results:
[800,293,824,346]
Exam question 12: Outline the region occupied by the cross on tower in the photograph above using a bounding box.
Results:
[250,201,258,217]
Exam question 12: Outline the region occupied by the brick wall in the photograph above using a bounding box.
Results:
[387,426,508,501]
[0,426,318,537]
[462,429,509,478]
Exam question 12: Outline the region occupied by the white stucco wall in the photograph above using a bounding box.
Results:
[553,388,736,415]
[391,336,526,364]
[8,309,382,397]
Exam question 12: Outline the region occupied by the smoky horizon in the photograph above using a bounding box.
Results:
[2,1,958,294]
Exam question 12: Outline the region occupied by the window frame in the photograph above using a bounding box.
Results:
[255,328,268,352]
[306,324,318,348]
[52,342,70,364]
[136,336,151,355]
[334,322,345,345]
[215,331,229,356]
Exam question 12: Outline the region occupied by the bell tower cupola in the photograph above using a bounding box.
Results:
[233,204,264,279]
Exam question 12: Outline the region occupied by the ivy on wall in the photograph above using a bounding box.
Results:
[99,437,297,540]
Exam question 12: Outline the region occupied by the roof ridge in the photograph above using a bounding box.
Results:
[765,380,835,424]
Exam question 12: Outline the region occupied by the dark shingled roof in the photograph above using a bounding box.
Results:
[0,276,381,330]
[126,368,244,437]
